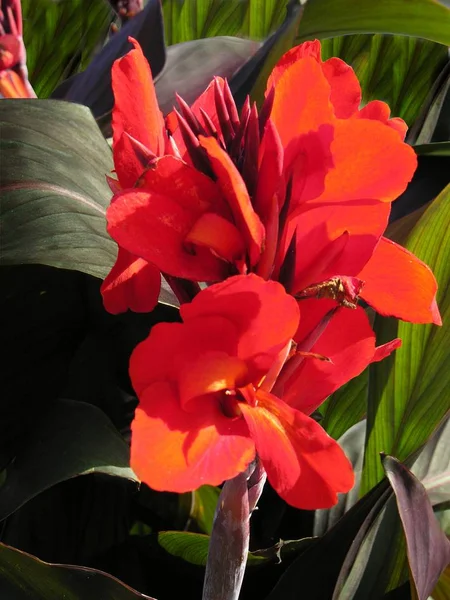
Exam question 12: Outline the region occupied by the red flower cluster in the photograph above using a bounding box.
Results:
[102,38,441,509]
[0,0,35,98]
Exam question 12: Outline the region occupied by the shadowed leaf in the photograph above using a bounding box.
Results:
[0,399,137,521]
[382,456,450,600]
[0,543,155,599]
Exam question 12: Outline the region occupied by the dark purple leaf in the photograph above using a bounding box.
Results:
[155,37,261,115]
[52,0,165,120]
[382,455,450,600]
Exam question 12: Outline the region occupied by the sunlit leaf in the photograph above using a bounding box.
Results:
[362,185,450,494]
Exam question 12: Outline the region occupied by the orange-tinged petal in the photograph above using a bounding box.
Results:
[315,118,417,204]
[131,381,255,492]
[356,100,408,140]
[359,237,441,324]
[276,200,390,292]
[270,56,335,152]
[240,389,354,509]
[101,247,160,314]
[267,41,321,91]
[185,212,246,263]
[130,317,240,396]
[137,155,231,220]
[178,351,249,411]
[321,57,361,118]
[0,68,32,98]
[112,38,165,184]
[106,188,229,281]
[199,136,265,267]
[180,274,300,374]
[283,302,377,415]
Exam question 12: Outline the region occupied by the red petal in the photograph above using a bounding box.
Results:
[240,389,354,509]
[107,157,231,281]
[359,237,441,324]
[283,302,377,415]
[277,200,390,292]
[267,41,322,91]
[322,57,361,118]
[178,352,249,411]
[130,318,240,396]
[356,100,408,140]
[107,188,228,281]
[372,338,402,363]
[269,56,334,151]
[131,381,255,492]
[199,136,265,266]
[112,38,165,185]
[185,212,246,263]
[254,119,284,223]
[101,247,160,314]
[314,119,417,204]
[180,274,300,377]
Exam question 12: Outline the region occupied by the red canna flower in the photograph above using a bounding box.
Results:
[265,41,440,325]
[129,273,404,509]
[0,0,35,98]
[104,37,440,327]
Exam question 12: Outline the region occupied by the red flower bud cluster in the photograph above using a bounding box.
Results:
[0,0,35,98]
[101,38,441,509]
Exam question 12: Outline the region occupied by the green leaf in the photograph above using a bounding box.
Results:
[361,185,450,495]
[414,142,450,156]
[22,0,113,98]
[0,100,116,279]
[157,531,266,567]
[382,456,450,600]
[320,370,368,441]
[407,62,450,144]
[0,543,155,600]
[320,35,448,127]
[297,0,450,46]
[314,420,367,537]
[161,0,290,45]
[0,399,137,521]
[191,486,220,535]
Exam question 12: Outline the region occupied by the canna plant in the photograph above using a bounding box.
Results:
[0,1,449,600]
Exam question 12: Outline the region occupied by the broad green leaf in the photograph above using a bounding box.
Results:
[0,543,155,600]
[191,485,220,535]
[407,62,450,144]
[157,531,312,568]
[362,185,450,495]
[22,0,113,98]
[320,371,368,441]
[314,420,367,537]
[161,0,289,45]
[297,0,450,46]
[0,399,137,521]
[0,100,116,279]
[320,35,448,127]
[383,456,450,600]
